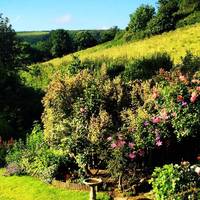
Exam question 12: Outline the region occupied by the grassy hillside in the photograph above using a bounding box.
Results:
[20,23,200,90]
[17,31,50,44]
[45,23,200,66]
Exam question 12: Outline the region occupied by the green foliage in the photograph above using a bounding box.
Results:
[123,52,173,81]
[176,11,200,27]
[49,29,72,57]
[74,31,97,51]
[128,4,155,33]
[150,163,200,200]
[6,124,73,183]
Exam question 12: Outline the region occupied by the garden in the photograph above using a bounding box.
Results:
[1,52,200,200]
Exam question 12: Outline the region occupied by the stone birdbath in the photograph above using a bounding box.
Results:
[83,178,102,200]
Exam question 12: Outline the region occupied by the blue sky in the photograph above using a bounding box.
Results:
[0,0,157,31]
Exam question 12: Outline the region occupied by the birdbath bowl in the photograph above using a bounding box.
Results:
[83,178,102,200]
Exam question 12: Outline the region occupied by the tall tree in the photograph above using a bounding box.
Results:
[128,4,155,33]
[0,14,18,72]
[49,29,72,57]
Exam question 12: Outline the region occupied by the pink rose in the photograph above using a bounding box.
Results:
[117,140,126,148]
[196,86,200,91]
[156,140,163,147]
[138,149,145,157]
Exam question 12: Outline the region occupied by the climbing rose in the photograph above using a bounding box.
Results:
[117,140,126,148]
[138,149,145,157]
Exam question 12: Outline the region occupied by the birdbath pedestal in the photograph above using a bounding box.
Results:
[83,178,102,200]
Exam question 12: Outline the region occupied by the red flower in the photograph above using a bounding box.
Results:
[177,95,184,102]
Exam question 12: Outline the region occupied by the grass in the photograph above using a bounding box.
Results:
[17,31,49,36]
[20,23,200,90]
[45,23,200,66]
[0,169,109,200]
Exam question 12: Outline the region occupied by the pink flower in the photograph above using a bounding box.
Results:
[138,149,145,157]
[152,117,161,124]
[117,140,126,148]
[128,142,135,148]
[196,86,200,91]
[190,92,198,103]
[177,95,184,102]
[107,137,112,141]
[128,152,136,160]
[111,143,117,148]
[156,140,163,147]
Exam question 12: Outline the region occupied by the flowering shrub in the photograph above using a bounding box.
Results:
[150,163,200,200]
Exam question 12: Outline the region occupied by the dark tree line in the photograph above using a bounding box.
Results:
[125,0,200,40]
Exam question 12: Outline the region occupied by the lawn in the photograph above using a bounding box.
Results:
[0,169,109,200]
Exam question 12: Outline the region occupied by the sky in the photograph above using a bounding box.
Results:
[0,0,157,31]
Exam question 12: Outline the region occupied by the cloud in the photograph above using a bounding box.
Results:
[54,14,72,25]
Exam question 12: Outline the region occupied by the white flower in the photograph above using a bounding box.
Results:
[195,166,200,175]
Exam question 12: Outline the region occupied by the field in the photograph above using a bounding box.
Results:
[17,31,49,44]
[0,169,109,200]
[45,23,200,67]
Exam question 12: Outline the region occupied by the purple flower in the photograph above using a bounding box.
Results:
[144,121,149,126]
[182,101,188,107]
[128,152,136,160]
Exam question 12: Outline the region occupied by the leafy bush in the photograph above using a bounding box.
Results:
[150,163,200,200]
[123,53,173,81]
[6,124,74,183]
[176,11,200,28]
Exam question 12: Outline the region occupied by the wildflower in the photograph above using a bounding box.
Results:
[182,101,188,107]
[177,95,184,102]
[143,121,149,126]
[111,143,117,148]
[190,92,198,103]
[128,152,136,160]
[107,137,112,141]
[0,136,2,145]
[152,117,161,124]
[128,142,135,148]
[156,140,163,147]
